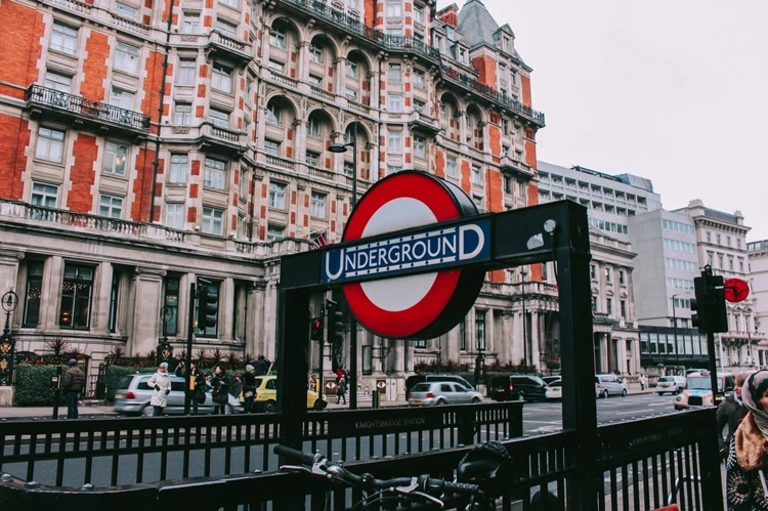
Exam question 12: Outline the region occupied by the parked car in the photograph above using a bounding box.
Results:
[488,375,547,402]
[595,374,627,398]
[113,373,243,416]
[545,379,562,400]
[656,376,687,395]
[674,371,734,410]
[405,374,475,393]
[253,375,326,413]
[406,381,484,406]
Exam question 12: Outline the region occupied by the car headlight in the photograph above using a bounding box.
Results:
[675,396,682,402]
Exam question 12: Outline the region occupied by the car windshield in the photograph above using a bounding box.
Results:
[687,376,723,391]
[411,383,431,392]
[659,377,674,382]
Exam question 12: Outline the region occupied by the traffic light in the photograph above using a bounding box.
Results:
[690,266,729,334]
[706,272,729,333]
[310,317,324,341]
[331,310,344,344]
[197,286,219,330]
[690,276,707,333]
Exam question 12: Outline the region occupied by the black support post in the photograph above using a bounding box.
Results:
[184,283,195,415]
[555,203,597,510]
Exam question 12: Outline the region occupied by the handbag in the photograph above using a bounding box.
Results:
[244,390,254,399]
[196,393,206,404]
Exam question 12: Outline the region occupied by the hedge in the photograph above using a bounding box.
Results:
[14,364,73,406]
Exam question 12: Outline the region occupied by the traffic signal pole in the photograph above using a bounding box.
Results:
[184,282,195,415]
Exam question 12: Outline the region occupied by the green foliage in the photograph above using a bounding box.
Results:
[14,364,70,406]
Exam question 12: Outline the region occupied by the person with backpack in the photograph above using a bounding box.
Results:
[61,358,84,419]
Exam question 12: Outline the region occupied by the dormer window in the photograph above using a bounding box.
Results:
[502,36,510,52]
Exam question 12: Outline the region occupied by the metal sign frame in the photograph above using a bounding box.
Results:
[276,200,597,508]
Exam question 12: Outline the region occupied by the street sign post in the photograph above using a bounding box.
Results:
[274,170,705,509]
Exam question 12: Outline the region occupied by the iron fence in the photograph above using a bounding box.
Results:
[0,402,521,488]
[0,409,721,511]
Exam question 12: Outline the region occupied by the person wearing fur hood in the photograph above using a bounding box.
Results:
[727,370,768,510]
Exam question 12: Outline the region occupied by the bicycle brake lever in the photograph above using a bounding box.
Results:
[392,479,445,509]
[404,491,445,508]
[279,464,313,475]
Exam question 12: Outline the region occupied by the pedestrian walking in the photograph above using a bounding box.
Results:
[61,358,84,419]
[726,370,768,509]
[639,374,647,391]
[147,362,172,417]
[718,372,750,460]
[211,364,229,415]
[336,375,347,405]
[175,360,204,414]
[242,364,257,413]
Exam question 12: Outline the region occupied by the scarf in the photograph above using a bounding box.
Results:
[736,371,768,470]
[742,371,768,438]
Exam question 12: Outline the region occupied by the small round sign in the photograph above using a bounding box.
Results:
[724,278,749,303]
[341,171,485,340]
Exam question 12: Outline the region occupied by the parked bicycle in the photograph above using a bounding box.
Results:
[274,441,515,510]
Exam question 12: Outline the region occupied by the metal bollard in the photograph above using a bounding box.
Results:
[371,390,380,409]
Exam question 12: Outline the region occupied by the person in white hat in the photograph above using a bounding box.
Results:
[147,362,171,416]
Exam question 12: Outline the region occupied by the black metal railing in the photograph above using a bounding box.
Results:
[26,84,150,131]
[441,65,546,126]
[0,402,521,488]
[0,410,721,510]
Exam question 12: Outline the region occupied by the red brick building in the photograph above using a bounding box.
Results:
[0,0,547,393]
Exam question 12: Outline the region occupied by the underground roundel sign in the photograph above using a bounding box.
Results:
[321,171,488,340]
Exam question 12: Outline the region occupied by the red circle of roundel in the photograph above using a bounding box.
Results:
[342,172,465,339]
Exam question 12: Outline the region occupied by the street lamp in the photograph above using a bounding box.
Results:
[520,268,528,374]
[0,291,19,386]
[329,121,358,408]
[671,292,692,375]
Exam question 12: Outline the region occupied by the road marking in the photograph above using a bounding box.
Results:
[524,420,562,425]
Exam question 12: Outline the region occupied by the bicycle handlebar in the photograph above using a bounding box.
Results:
[274,444,483,498]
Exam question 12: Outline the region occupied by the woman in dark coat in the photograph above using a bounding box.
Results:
[210,364,230,415]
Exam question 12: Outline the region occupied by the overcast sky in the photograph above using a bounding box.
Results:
[435,0,768,241]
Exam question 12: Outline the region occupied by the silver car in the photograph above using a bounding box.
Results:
[595,374,627,398]
[113,373,243,416]
[407,381,484,406]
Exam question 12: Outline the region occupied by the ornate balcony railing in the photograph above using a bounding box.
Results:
[310,85,335,102]
[500,156,535,179]
[408,111,440,134]
[0,199,185,243]
[200,124,247,154]
[269,72,299,89]
[307,165,335,181]
[441,66,546,127]
[206,31,251,63]
[265,154,296,170]
[26,84,150,132]
[279,0,441,64]
[110,13,150,36]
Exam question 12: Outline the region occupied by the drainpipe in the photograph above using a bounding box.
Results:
[149,0,175,223]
